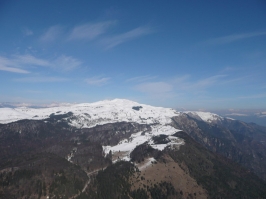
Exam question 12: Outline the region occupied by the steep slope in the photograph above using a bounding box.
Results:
[172,112,266,181]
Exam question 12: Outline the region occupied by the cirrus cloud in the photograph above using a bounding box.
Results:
[202,31,266,45]
[85,76,110,86]
[101,26,153,49]
[0,54,83,74]
[135,81,173,94]
[40,25,63,42]
[68,21,116,40]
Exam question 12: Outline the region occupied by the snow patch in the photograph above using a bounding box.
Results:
[137,157,156,171]
[184,111,223,123]
[103,125,184,162]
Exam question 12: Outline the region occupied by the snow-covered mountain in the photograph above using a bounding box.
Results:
[0,99,178,126]
[0,99,230,162]
[184,111,225,123]
[1,99,266,198]
[0,98,227,126]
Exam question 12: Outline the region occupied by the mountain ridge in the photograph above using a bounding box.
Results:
[1,99,266,198]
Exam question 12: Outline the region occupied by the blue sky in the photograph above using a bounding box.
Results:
[0,0,266,109]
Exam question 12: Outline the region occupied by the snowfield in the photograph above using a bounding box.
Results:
[184,111,224,122]
[0,99,226,126]
[103,125,184,162]
[0,99,179,127]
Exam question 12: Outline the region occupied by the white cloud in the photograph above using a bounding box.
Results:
[126,75,157,83]
[203,31,266,45]
[67,21,153,49]
[54,55,82,71]
[190,75,227,89]
[0,54,83,74]
[132,75,235,99]
[102,26,153,49]
[0,65,30,74]
[225,113,248,116]
[22,28,33,36]
[40,25,62,42]
[169,75,227,91]
[14,76,68,82]
[238,93,266,99]
[172,75,190,84]
[0,56,30,74]
[68,21,115,40]
[135,82,173,94]
[14,54,51,67]
[85,76,110,86]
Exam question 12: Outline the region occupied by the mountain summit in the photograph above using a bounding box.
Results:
[0,98,225,126]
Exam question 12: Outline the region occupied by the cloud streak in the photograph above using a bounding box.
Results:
[40,25,63,42]
[54,55,82,71]
[135,81,173,94]
[14,54,51,67]
[131,74,241,99]
[186,75,227,90]
[0,65,30,74]
[0,54,83,74]
[101,26,153,49]
[68,21,116,40]
[14,76,68,82]
[22,28,33,36]
[0,56,30,74]
[126,75,157,83]
[85,76,110,86]
[203,31,266,45]
[42,21,153,49]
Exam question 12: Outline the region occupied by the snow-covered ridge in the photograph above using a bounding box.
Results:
[0,99,230,163]
[0,99,229,126]
[183,111,224,123]
[103,125,184,162]
[0,99,179,127]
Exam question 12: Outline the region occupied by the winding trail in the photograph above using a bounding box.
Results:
[73,167,106,199]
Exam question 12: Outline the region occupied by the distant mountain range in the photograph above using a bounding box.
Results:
[220,111,266,127]
[0,99,266,198]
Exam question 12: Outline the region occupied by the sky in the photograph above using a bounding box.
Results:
[0,0,266,109]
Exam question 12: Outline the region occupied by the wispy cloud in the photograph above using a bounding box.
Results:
[132,74,242,100]
[67,21,153,49]
[188,75,227,89]
[172,75,190,84]
[219,75,252,85]
[101,26,153,49]
[0,56,30,73]
[0,54,83,74]
[135,81,173,94]
[54,55,82,71]
[238,93,266,99]
[14,54,51,67]
[203,31,266,45]
[22,28,33,36]
[14,76,68,82]
[85,76,110,86]
[0,64,30,73]
[40,25,62,42]
[68,21,116,40]
[126,75,157,83]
